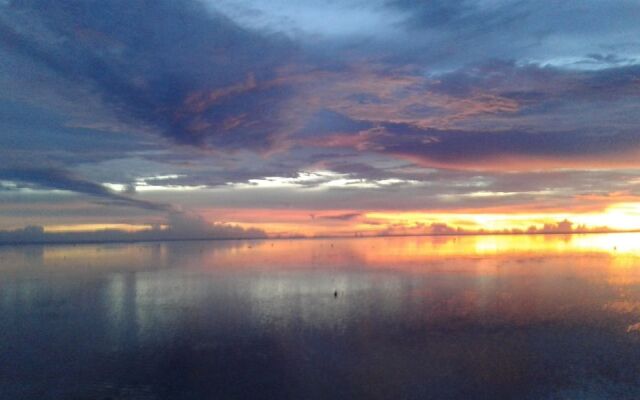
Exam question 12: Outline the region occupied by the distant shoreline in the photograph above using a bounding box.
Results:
[0,229,638,247]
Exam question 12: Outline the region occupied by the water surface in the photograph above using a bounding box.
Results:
[2,234,640,399]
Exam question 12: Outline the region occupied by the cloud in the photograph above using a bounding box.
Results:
[383,0,640,68]
[310,123,640,171]
[162,211,266,239]
[424,61,640,111]
[2,0,639,163]
[523,219,610,234]
[627,323,640,333]
[293,60,640,171]
[317,212,362,221]
[426,222,461,235]
[0,211,266,244]
[381,127,640,171]
[0,167,170,211]
[2,0,640,232]
[378,218,613,237]
[0,0,295,149]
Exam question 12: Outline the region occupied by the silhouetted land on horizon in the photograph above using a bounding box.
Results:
[0,227,637,247]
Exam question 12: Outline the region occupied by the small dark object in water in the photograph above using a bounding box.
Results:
[334,290,338,297]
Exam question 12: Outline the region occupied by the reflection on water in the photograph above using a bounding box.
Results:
[2,234,640,399]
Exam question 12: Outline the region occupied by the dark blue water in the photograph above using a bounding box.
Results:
[2,235,640,399]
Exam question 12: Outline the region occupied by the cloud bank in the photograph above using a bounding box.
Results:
[0,212,266,245]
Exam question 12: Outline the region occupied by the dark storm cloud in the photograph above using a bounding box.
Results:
[0,0,295,149]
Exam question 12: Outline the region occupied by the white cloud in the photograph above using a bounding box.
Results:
[226,170,420,190]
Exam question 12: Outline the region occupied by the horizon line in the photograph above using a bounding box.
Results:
[1,229,639,247]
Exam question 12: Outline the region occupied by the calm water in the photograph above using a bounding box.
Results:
[2,234,640,399]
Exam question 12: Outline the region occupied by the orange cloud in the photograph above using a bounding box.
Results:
[288,66,520,130]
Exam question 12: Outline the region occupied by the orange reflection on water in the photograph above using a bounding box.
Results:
[3,233,640,346]
[155,233,640,290]
[2,232,639,275]
[571,232,640,255]
[238,232,640,265]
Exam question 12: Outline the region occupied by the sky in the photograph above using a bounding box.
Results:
[1,0,640,240]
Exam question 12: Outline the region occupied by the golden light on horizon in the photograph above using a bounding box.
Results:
[37,201,640,239]
[187,233,640,277]
[576,202,640,231]
[365,201,640,234]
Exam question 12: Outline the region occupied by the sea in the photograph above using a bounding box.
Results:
[2,233,640,399]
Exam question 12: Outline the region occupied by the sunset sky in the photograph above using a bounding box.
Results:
[1,0,640,239]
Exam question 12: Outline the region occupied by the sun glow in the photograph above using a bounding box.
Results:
[365,202,640,233]
[191,201,640,239]
[576,202,640,231]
